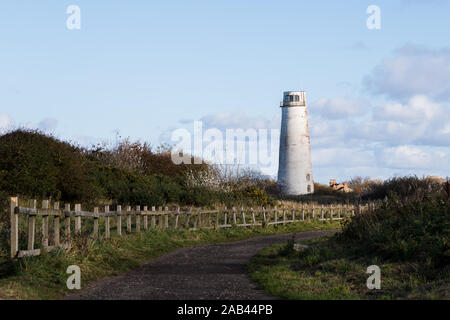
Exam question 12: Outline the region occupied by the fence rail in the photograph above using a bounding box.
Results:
[9,196,378,259]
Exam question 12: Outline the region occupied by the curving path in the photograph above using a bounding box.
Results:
[64,230,337,300]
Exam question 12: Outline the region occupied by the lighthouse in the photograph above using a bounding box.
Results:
[277,91,314,195]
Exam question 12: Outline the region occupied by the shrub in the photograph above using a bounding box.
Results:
[0,129,101,203]
[338,177,450,270]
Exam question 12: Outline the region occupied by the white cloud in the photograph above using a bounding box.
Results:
[377,145,449,169]
[0,114,14,133]
[375,95,444,123]
[38,118,58,132]
[364,44,450,100]
[312,147,375,168]
[182,110,280,130]
[312,97,368,119]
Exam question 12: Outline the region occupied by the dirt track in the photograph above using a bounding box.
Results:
[64,230,336,300]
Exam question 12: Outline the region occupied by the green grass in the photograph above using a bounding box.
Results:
[248,236,450,300]
[0,220,340,300]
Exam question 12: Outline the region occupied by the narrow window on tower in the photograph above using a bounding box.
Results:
[306,174,310,181]
[289,95,294,102]
[307,185,311,193]
[295,95,300,101]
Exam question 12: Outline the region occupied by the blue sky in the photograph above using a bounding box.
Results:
[1,1,449,183]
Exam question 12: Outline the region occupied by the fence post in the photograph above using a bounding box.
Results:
[54,202,60,247]
[185,208,191,229]
[42,200,49,248]
[143,206,148,230]
[193,210,198,229]
[151,206,156,228]
[311,203,315,221]
[251,207,256,226]
[158,206,163,228]
[223,207,228,226]
[232,207,237,225]
[74,204,81,235]
[241,207,246,225]
[273,206,278,224]
[164,207,169,229]
[28,199,37,251]
[127,206,132,233]
[330,204,333,222]
[93,207,99,238]
[214,208,219,229]
[105,205,110,239]
[262,207,267,225]
[136,205,141,233]
[301,203,305,221]
[65,203,71,238]
[117,205,122,236]
[338,204,341,219]
[283,206,287,224]
[10,196,19,258]
[175,207,180,229]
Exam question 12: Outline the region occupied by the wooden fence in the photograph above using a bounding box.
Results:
[9,196,377,259]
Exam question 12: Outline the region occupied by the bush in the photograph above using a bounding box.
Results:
[0,129,101,203]
[361,176,444,202]
[0,130,275,209]
[338,177,450,270]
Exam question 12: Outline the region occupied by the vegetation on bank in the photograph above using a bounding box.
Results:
[0,221,340,300]
[249,177,450,299]
[1,130,449,300]
[0,129,276,207]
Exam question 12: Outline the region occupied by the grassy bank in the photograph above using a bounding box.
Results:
[248,184,450,300]
[0,221,340,300]
[248,236,449,300]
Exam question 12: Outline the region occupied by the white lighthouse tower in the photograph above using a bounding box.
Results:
[277,91,314,195]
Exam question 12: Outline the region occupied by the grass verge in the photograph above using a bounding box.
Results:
[0,221,340,300]
[248,236,449,300]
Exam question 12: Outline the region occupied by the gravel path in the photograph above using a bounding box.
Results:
[64,230,336,300]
